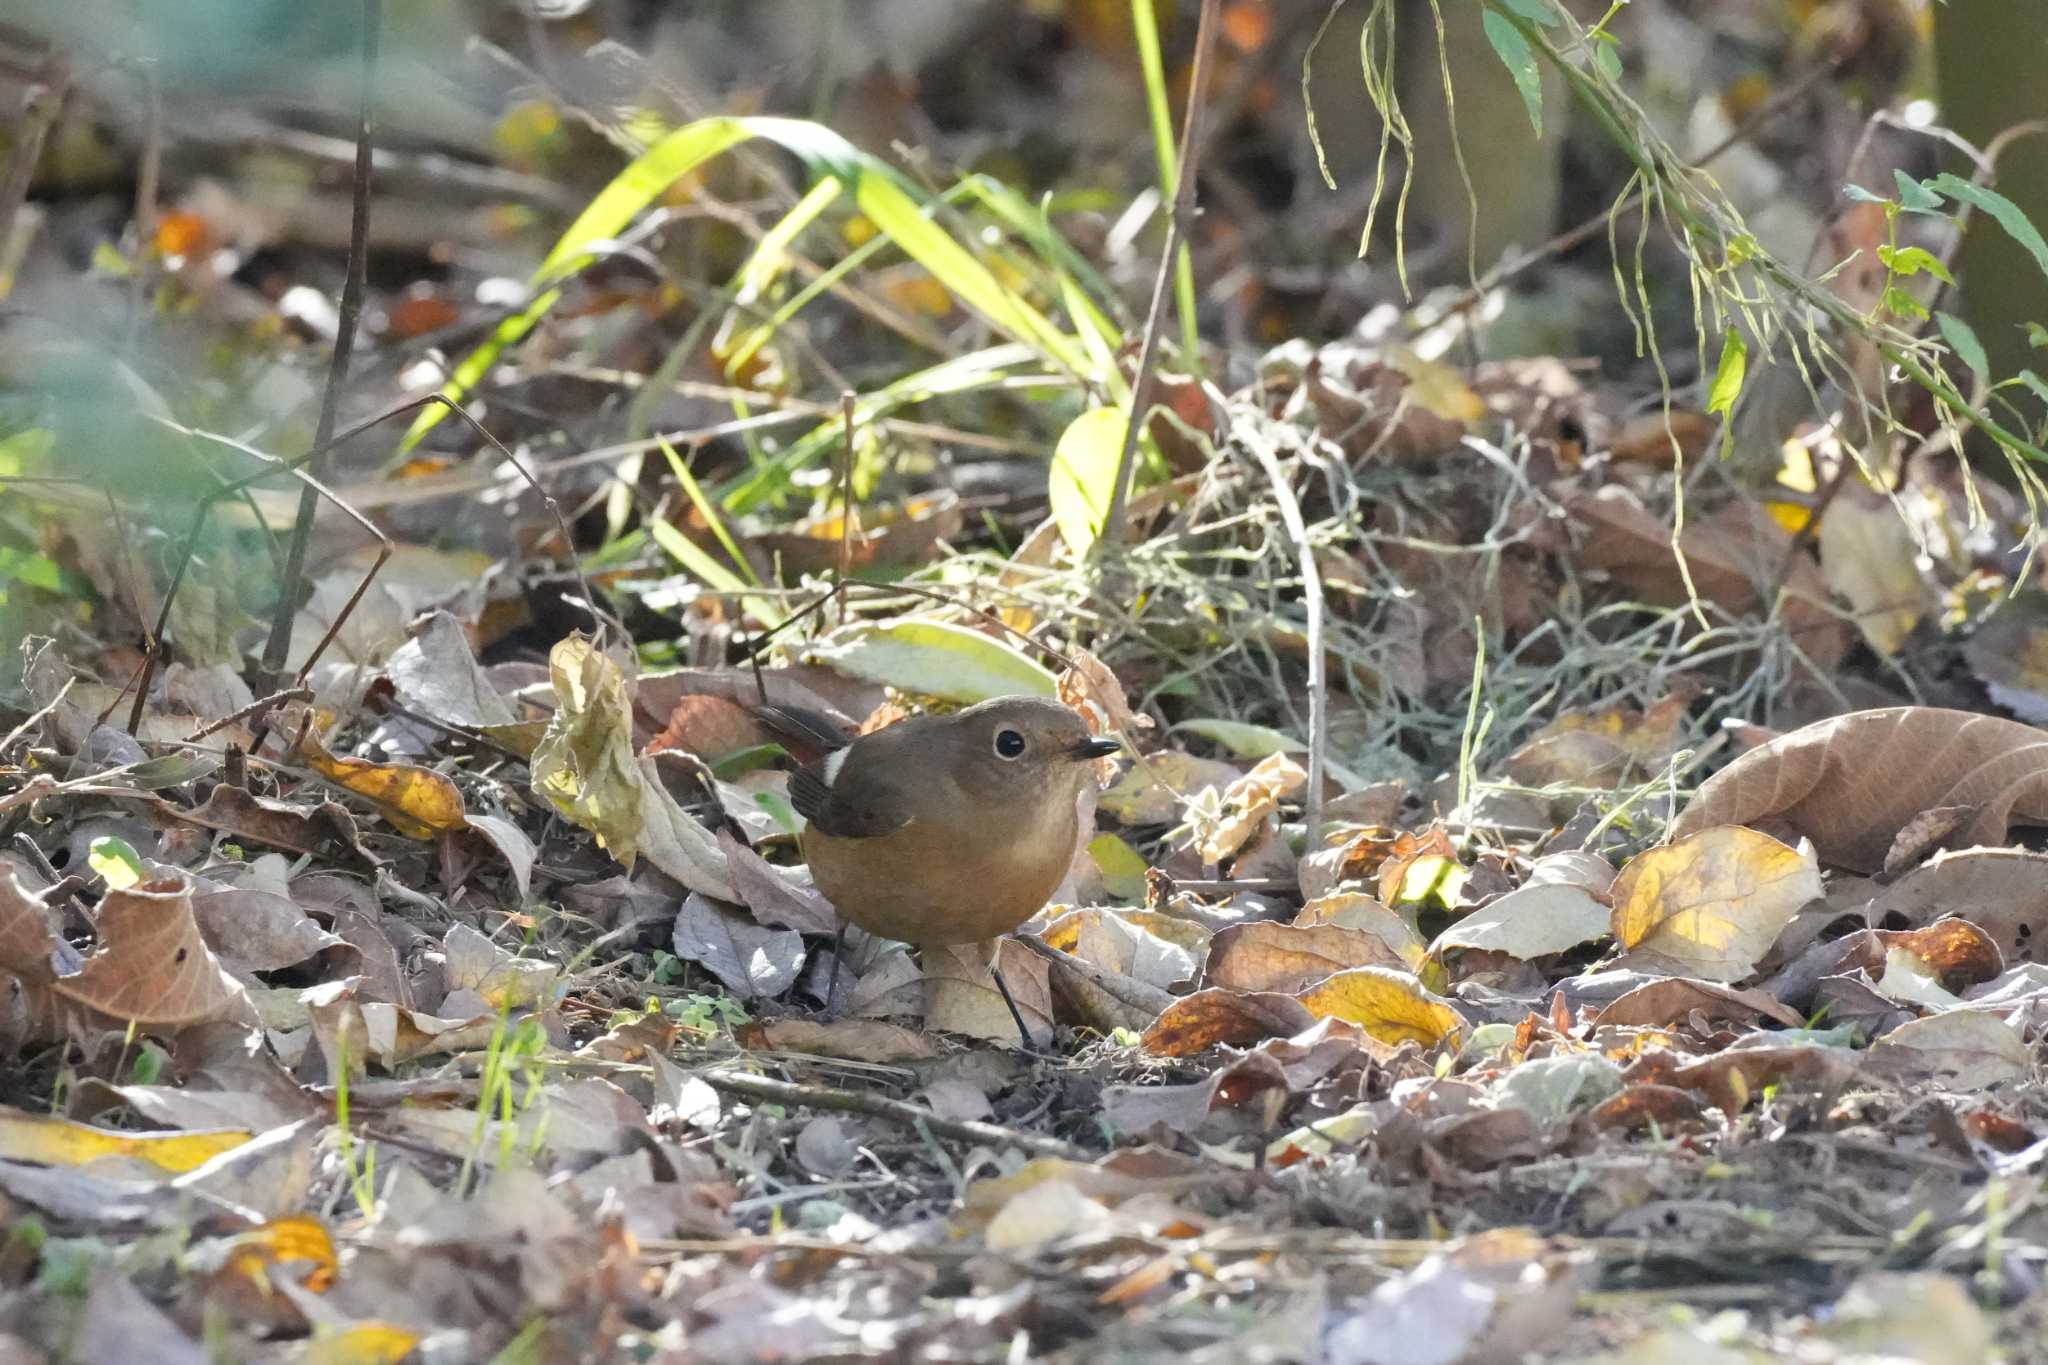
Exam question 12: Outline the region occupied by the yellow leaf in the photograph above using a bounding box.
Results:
[1293,966,1466,1047]
[531,635,648,864]
[0,1106,252,1173]
[225,1214,338,1293]
[304,1323,424,1365]
[1610,825,1823,981]
[297,729,468,839]
[1387,345,1485,424]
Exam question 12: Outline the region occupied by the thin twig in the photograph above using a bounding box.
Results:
[836,390,857,625]
[0,48,68,260]
[183,687,314,743]
[1238,424,1326,843]
[697,1067,1087,1161]
[1101,0,1223,549]
[258,0,381,681]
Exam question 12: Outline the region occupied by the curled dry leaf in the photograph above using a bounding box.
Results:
[1056,644,1151,748]
[148,785,377,866]
[1294,966,1466,1048]
[1040,907,1201,993]
[295,728,468,839]
[1610,826,1822,982]
[1207,921,1409,994]
[1670,707,2048,875]
[1502,693,1692,790]
[1197,752,1308,865]
[1658,1042,1863,1117]
[1817,483,1929,657]
[303,979,499,1078]
[531,635,736,899]
[1595,977,1805,1030]
[1860,849,2048,967]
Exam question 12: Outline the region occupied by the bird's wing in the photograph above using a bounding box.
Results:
[751,702,855,754]
[789,746,917,839]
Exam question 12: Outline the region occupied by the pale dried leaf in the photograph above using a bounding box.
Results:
[1610,826,1823,981]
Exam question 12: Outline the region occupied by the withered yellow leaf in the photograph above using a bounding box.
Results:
[1293,966,1465,1047]
[304,1323,423,1365]
[0,1105,252,1172]
[223,1214,338,1292]
[531,635,650,863]
[1610,825,1822,981]
[297,729,468,839]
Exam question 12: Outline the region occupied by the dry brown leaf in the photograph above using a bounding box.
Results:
[1866,1011,2030,1090]
[1140,989,1316,1057]
[1292,893,1428,968]
[1293,966,1466,1047]
[1206,921,1408,994]
[0,869,255,1041]
[736,1017,938,1062]
[924,940,1052,1043]
[1298,828,1401,900]
[1430,883,1611,962]
[1862,849,2048,968]
[295,728,467,839]
[644,694,770,761]
[1565,488,1850,667]
[1197,752,1308,864]
[1818,483,1929,656]
[1099,751,1241,825]
[1056,645,1151,745]
[1661,1043,1862,1116]
[147,785,376,865]
[1040,907,1201,993]
[1595,978,1805,1030]
[1502,693,1692,790]
[383,610,519,728]
[1610,826,1822,981]
[1670,707,2048,874]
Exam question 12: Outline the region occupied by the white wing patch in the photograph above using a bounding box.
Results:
[822,749,849,786]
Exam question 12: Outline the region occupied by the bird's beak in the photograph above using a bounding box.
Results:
[1069,736,1123,761]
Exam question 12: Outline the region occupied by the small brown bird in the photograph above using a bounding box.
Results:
[783,696,1121,948]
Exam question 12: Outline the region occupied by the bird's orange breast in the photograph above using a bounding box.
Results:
[801,813,1080,946]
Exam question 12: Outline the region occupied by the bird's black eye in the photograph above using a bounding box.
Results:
[993,728,1027,759]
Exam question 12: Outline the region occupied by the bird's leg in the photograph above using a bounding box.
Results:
[823,920,848,1013]
[988,962,1040,1052]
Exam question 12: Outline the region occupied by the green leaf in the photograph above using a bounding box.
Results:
[1494,0,1562,24]
[1707,328,1747,416]
[2018,370,2048,406]
[2027,322,2048,349]
[1881,285,1930,322]
[807,618,1056,704]
[648,515,750,595]
[87,836,144,890]
[1877,244,1954,285]
[1842,183,1889,205]
[1048,405,1127,555]
[1930,173,2048,285]
[0,547,70,595]
[1937,311,1990,381]
[0,427,53,477]
[1088,833,1150,901]
[1590,33,1622,82]
[1481,10,1545,138]
[1170,718,1304,758]
[853,171,1088,375]
[1894,170,1944,214]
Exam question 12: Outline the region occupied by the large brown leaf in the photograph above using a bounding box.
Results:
[0,868,254,1042]
[1565,489,1850,667]
[1670,708,2048,873]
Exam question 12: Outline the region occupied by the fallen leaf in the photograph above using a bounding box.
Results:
[0,869,255,1040]
[1430,883,1611,961]
[1207,921,1408,994]
[1294,967,1466,1047]
[295,727,468,840]
[1099,751,1242,825]
[1141,989,1316,1056]
[1867,1010,2030,1090]
[807,618,1056,703]
[1198,752,1308,864]
[736,1017,938,1062]
[672,895,806,1000]
[382,610,519,727]
[531,635,736,898]
[1862,849,2048,967]
[1294,893,1429,967]
[1670,708,2048,874]
[924,940,1052,1043]
[1610,826,1822,981]
[1818,483,1928,656]
[0,1106,253,1173]
[1597,978,1805,1030]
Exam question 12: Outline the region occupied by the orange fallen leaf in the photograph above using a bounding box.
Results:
[296,728,468,839]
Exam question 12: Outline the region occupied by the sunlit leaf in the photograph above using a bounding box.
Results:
[1707,328,1747,416]
[1048,404,1128,555]
[0,1107,251,1173]
[807,617,1055,702]
[1929,174,2048,283]
[87,836,144,890]
[1481,9,1544,138]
